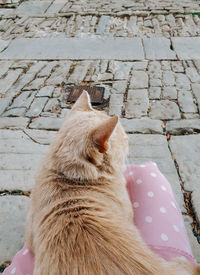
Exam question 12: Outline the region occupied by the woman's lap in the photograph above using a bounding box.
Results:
[3,162,196,274]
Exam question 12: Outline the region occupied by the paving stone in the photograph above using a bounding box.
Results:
[44,98,60,112]
[185,67,200,83]
[149,78,162,87]
[175,73,191,90]
[16,1,51,16]
[162,71,175,86]
[171,61,184,73]
[109,61,132,80]
[38,61,57,77]
[192,84,200,111]
[26,97,48,117]
[0,38,144,60]
[0,61,12,79]
[2,107,26,117]
[68,61,90,83]
[143,38,176,60]
[0,196,29,262]
[0,40,9,53]
[29,117,63,130]
[126,89,149,118]
[120,118,163,134]
[25,78,45,90]
[45,0,65,14]
[178,90,197,113]
[161,61,171,71]
[132,61,148,70]
[60,108,71,118]
[169,135,200,192]
[46,61,72,85]
[0,117,29,129]
[162,86,177,99]
[112,81,127,94]
[130,71,148,89]
[172,38,200,60]
[127,134,184,210]
[0,130,48,190]
[150,100,181,120]
[36,86,54,97]
[97,72,113,81]
[0,69,22,94]
[149,87,161,99]
[24,129,56,145]
[166,119,200,134]
[10,91,36,109]
[192,190,200,224]
[96,15,110,35]
[109,94,123,116]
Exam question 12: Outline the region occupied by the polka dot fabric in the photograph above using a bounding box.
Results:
[125,162,196,265]
[3,162,196,274]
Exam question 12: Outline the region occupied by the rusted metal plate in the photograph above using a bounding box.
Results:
[67,86,105,105]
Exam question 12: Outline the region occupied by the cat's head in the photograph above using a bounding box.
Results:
[51,91,129,180]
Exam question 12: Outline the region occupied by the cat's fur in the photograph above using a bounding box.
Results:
[26,91,200,275]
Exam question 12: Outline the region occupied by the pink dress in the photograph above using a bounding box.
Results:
[3,162,197,275]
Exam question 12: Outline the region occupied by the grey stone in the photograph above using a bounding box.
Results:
[0,40,9,53]
[149,87,161,99]
[185,67,200,83]
[127,134,184,210]
[0,38,144,60]
[29,117,63,130]
[97,72,113,81]
[178,90,197,113]
[184,215,200,264]
[161,61,171,71]
[126,89,149,118]
[171,61,184,73]
[2,108,26,117]
[112,81,127,94]
[24,129,56,145]
[150,100,181,120]
[175,73,191,90]
[44,98,60,112]
[0,69,22,94]
[150,78,162,87]
[132,61,148,70]
[192,84,200,111]
[45,0,65,14]
[162,71,175,86]
[96,15,110,35]
[46,61,71,85]
[38,61,57,77]
[194,60,200,74]
[0,61,12,78]
[109,61,132,80]
[172,37,200,60]
[16,1,51,16]
[25,78,45,90]
[169,135,200,192]
[68,61,90,83]
[11,91,36,109]
[0,196,29,262]
[37,86,54,97]
[27,61,46,75]
[143,38,176,60]
[0,117,29,129]
[120,118,163,134]
[192,190,200,224]
[109,94,123,116]
[130,71,148,89]
[26,97,48,117]
[166,119,200,134]
[60,108,70,118]
[162,86,177,99]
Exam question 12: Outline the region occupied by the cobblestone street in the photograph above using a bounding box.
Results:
[0,0,200,271]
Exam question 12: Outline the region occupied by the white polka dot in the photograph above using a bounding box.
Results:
[140,164,146,168]
[136,179,143,184]
[10,267,16,274]
[173,225,179,232]
[133,202,139,208]
[145,216,152,223]
[160,207,167,213]
[129,171,133,176]
[171,201,176,209]
[161,185,166,191]
[161,233,168,241]
[150,172,157,177]
[147,191,154,198]
[22,248,29,255]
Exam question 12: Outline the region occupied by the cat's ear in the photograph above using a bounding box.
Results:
[71,90,93,111]
[92,116,118,153]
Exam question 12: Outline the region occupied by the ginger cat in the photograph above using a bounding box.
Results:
[26,91,200,275]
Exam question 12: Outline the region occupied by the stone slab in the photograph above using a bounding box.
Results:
[143,38,176,60]
[0,40,9,53]
[172,37,200,60]
[120,118,163,134]
[166,119,200,135]
[169,135,200,193]
[0,117,29,129]
[16,1,51,16]
[0,196,29,263]
[0,38,144,60]
[127,134,184,210]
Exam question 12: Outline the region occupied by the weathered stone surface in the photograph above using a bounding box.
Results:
[130,71,148,89]
[109,94,123,116]
[120,118,163,134]
[0,196,29,262]
[26,97,48,117]
[178,90,197,113]
[162,86,177,99]
[96,15,110,35]
[0,117,29,129]
[0,69,22,94]
[24,129,56,145]
[29,117,63,130]
[0,130,47,190]
[162,71,175,86]
[166,119,200,134]
[150,100,181,120]
[68,61,90,83]
[0,40,9,53]
[36,86,54,97]
[143,38,176,60]
[110,61,132,80]
[169,135,200,192]
[126,89,149,118]
[112,81,127,94]
[16,1,51,15]
[2,107,26,117]
[149,87,161,99]
[185,67,200,83]
[45,0,65,14]
[127,134,184,210]
[10,91,36,109]
[44,98,60,112]
[0,38,144,60]
[192,84,200,111]
[172,37,200,60]
[0,61,12,79]
[175,73,191,90]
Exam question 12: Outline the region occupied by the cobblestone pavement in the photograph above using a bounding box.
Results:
[0,0,200,271]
